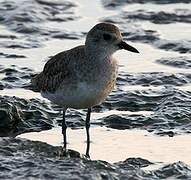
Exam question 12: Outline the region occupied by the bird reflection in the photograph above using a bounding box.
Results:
[61,137,91,159]
[85,133,90,158]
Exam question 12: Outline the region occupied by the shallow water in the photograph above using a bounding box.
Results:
[18,126,191,165]
[0,0,191,179]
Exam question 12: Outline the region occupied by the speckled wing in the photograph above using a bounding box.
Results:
[31,46,84,93]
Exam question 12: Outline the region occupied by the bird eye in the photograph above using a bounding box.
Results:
[103,33,112,41]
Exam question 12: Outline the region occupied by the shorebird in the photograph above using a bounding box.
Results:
[31,23,139,156]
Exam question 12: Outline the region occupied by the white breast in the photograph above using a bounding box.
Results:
[42,81,114,109]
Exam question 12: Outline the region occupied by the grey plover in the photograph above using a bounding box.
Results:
[32,23,139,156]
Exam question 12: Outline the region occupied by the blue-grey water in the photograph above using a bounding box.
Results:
[0,0,191,179]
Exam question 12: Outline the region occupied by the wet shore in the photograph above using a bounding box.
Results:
[0,0,191,179]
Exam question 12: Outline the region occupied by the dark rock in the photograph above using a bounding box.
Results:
[0,82,4,90]
[0,96,54,136]
[123,9,191,24]
[102,11,191,53]
[0,95,87,136]
[1,138,191,179]
[116,157,153,169]
[0,65,34,89]
[154,39,191,54]
[156,56,191,69]
[0,34,17,39]
[0,0,80,48]
[102,0,191,9]
[0,40,42,49]
[117,72,191,86]
[150,161,191,179]
[96,88,191,135]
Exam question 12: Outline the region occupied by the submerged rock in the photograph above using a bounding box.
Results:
[103,17,160,43]
[121,9,191,24]
[116,157,153,169]
[156,56,191,69]
[0,52,26,58]
[103,10,191,53]
[0,39,42,49]
[0,0,77,32]
[102,0,191,9]
[0,65,34,89]
[96,88,191,135]
[0,137,191,179]
[0,0,81,48]
[154,39,191,54]
[117,72,191,86]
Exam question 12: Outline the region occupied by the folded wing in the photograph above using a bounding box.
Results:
[31,46,84,93]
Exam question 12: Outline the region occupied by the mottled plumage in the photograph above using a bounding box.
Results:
[32,46,85,93]
[31,22,139,151]
[32,22,139,109]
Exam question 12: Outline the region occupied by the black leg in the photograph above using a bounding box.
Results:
[85,108,91,157]
[62,108,67,148]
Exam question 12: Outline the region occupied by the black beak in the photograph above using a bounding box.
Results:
[118,41,139,53]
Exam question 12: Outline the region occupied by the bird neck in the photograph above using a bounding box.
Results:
[85,45,114,61]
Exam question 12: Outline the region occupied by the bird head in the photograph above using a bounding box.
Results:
[85,23,139,56]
